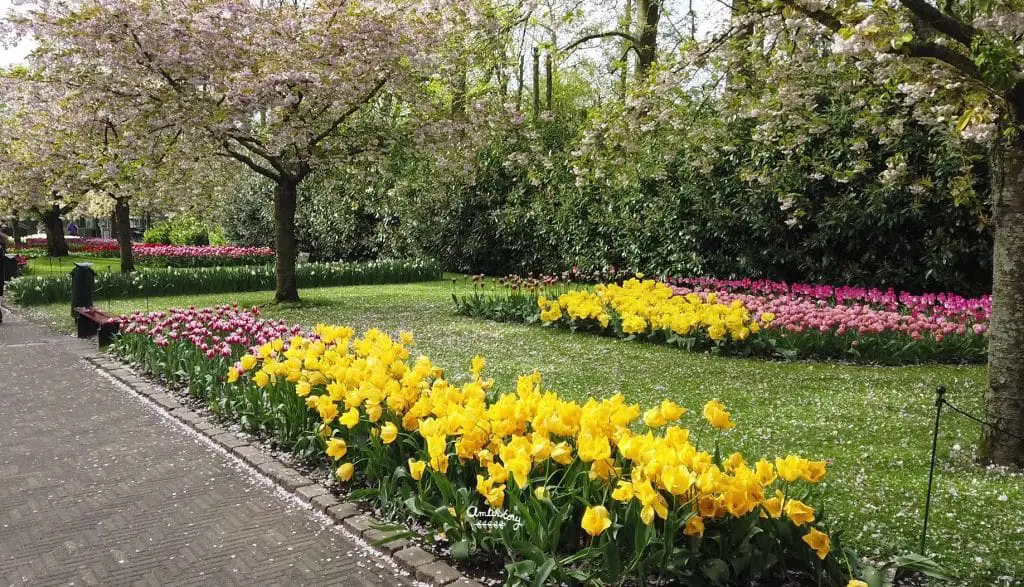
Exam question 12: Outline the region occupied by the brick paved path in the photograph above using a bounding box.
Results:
[0,308,412,586]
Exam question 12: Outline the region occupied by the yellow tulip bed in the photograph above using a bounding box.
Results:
[538,278,769,343]
[115,306,860,585]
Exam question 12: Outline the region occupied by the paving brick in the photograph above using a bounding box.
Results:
[394,546,435,569]
[295,484,328,503]
[362,528,410,554]
[326,502,360,522]
[0,310,414,586]
[416,561,461,585]
[311,493,339,513]
[449,578,486,587]
[343,514,377,537]
[191,419,217,432]
[211,433,247,449]
[148,392,181,411]
[255,461,309,491]
[232,445,273,467]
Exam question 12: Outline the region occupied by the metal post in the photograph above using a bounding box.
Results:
[921,385,946,554]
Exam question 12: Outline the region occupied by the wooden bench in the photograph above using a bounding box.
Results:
[74,306,119,347]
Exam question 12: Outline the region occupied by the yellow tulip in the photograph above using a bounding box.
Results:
[683,515,704,537]
[643,407,667,428]
[802,527,831,560]
[408,459,426,481]
[471,355,486,377]
[755,458,777,486]
[254,370,270,388]
[761,491,784,518]
[240,355,257,371]
[380,422,398,444]
[785,499,816,526]
[326,437,348,461]
[365,403,382,422]
[581,505,612,537]
[611,481,635,502]
[659,399,686,421]
[429,454,449,474]
[226,367,239,383]
[336,462,354,482]
[802,460,827,483]
[486,462,509,484]
[702,400,735,431]
[340,407,360,428]
[775,455,806,483]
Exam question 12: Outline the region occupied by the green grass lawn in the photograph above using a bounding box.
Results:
[18,279,1021,585]
[24,255,138,275]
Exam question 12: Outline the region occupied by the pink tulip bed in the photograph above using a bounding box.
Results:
[454,274,990,364]
[667,277,988,363]
[15,238,274,267]
[114,305,308,418]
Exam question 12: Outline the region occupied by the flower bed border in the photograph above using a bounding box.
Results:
[83,349,483,587]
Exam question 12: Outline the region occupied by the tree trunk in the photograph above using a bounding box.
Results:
[532,46,541,120]
[635,0,661,78]
[545,52,553,110]
[10,215,20,246]
[273,180,300,303]
[42,205,69,257]
[621,0,633,97]
[114,198,135,273]
[516,54,524,109]
[981,134,1024,466]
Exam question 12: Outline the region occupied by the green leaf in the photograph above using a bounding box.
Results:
[604,536,621,580]
[531,558,557,587]
[701,558,731,585]
[450,539,471,561]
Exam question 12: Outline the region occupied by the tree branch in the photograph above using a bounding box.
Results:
[897,0,976,47]
[126,28,183,93]
[561,31,642,55]
[904,40,982,81]
[225,131,288,176]
[782,0,983,84]
[220,142,280,182]
[308,76,388,149]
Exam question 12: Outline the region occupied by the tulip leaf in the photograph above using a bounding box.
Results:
[701,558,731,585]
[450,539,471,560]
[604,536,621,580]
[531,559,557,587]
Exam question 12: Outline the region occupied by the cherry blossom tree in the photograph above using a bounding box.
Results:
[0,78,84,257]
[7,0,451,301]
[0,73,206,271]
[752,0,1024,464]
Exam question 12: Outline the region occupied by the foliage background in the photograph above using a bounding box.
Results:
[223,57,992,294]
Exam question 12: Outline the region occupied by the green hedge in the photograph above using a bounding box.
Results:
[7,259,441,306]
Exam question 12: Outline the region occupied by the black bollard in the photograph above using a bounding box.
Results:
[70,262,96,318]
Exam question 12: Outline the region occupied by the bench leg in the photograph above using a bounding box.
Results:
[98,322,119,348]
[76,316,99,339]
